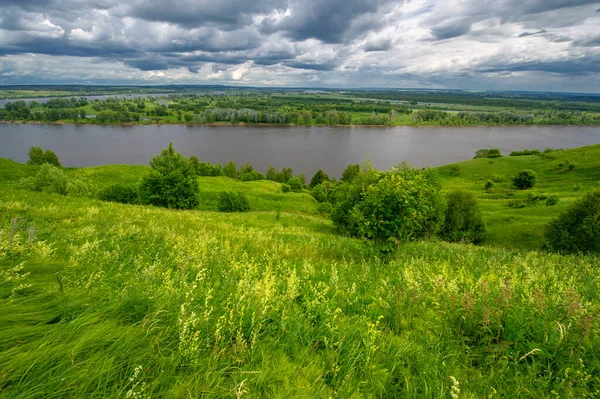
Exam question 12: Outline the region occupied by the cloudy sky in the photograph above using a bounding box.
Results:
[0,0,599,92]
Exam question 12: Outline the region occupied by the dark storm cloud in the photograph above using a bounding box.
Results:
[573,35,600,46]
[127,0,286,28]
[430,20,472,40]
[480,56,600,75]
[519,29,548,37]
[261,0,399,43]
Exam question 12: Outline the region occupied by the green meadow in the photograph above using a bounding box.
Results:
[0,145,599,397]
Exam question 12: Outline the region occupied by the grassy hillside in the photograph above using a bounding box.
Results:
[438,144,600,249]
[0,147,599,397]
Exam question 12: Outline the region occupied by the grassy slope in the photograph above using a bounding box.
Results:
[438,144,600,249]
[1,148,600,397]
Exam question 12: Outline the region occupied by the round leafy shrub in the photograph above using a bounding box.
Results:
[484,180,494,190]
[98,184,139,204]
[513,170,537,190]
[311,184,328,203]
[139,143,199,209]
[240,171,265,181]
[27,146,44,165]
[42,150,61,167]
[217,191,251,212]
[67,178,91,197]
[288,177,303,191]
[545,189,600,253]
[20,163,68,195]
[281,184,291,193]
[440,189,486,244]
[317,202,333,214]
[491,174,505,183]
[350,167,445,252]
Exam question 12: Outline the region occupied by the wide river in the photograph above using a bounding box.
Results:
[1,123,599,177]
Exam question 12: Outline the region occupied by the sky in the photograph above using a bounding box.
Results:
[0,0,599,92]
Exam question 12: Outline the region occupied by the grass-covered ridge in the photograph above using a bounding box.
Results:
[0,145,599,397]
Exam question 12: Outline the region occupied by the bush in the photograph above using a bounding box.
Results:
[266,166,278,181]
[545,189,600,253]
[484,180,494,190]
[317,202,333,214]
[309,169,330,188]
[546,195,559,206]
[474,148,502,159]
[223,161,238,179]
[311,184,328,203]
[440,190,486,244]
[98,184,139,204]
[27,146,44,165]
[217,191,251,212]
[67,178,91,197]
[281,184,291,193]
[510,149,540,156]
[288,177,303,191]
[513,170,537,190]
[240,171,265,181]
[139,143,199,209]
[341,164,360,182]
[491,174,505,183]
[42,150,61,166]
[238,162,255,177]
[349,166,445,253]
[21,163,68,195]
[277,168,293,183]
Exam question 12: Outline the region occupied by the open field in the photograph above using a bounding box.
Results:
[0,145,599,397]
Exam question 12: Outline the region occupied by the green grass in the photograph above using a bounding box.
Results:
[438,145,600,249]
[1,148,600,397]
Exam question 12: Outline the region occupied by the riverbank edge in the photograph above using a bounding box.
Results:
[3,120,599,128]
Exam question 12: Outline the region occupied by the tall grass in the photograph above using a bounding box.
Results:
[1,186,599,397]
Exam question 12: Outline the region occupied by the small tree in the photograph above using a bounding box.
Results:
[309,169,330,188]
[98,184,139,204]
[513,170,537,190]
[238,162,254,177]
[277,167,293,183]
[266,166,279,181]
[311,184,328,203]
[223,161,238,178]
[27,146,44,165]
[217,191,251,212]
[341,164,360,183]
[545,189,600,253]
[42,150,61,166]
[350,166,445,253]
[288,177,303,191]
[440,190,486,244]
[139,143,199,209]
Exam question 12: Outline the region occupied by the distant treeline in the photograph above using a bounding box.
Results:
[2,92,600,126]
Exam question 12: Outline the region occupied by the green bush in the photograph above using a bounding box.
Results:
[281,184,291,193]
[217,191,251,212]
[98,184,139,204]
[546,195,559,206]
[510,149,540,156]
[20,163,68,195]
[240,171,265,181]
[545,189,600,253]
[266,166,278,181]
[277,168,293,183]
[474,148,502,159]
[27,146,44,165]
[311,184,328,203]
[348,166,445,253]
[67,178,91,197]
[484,180,494,190]
[309,169,330,188]
[139,143,199,209]
[288,177,303,191]
[440,189,486,244]
[340,164,360,182]
[513,170,537,190]
[317,202,333,214]
[491,173,505,183]
[223,161,238,179]
[42,150,61,167]
[238,162,255,177]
